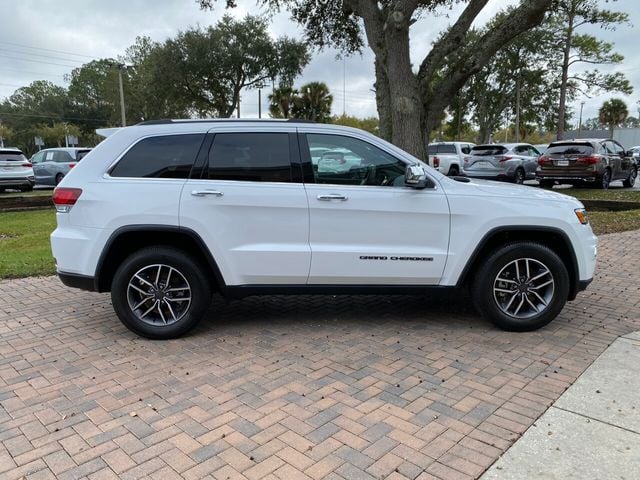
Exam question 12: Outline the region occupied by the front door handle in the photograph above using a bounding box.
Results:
[317,194,348,201]
[191,190,223,197]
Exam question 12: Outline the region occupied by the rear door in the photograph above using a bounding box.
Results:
[611,140,631,179]
[179,127,310,286]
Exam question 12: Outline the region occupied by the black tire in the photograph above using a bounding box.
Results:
[448,165,459,177]
[111,247,212,339]
[55,173,64,185]
[599,169,611,190]
[471,242,569,332]
[20,185,33,192]
[514,168,525,185]
[539,180,554,189]
[623,167,637,188]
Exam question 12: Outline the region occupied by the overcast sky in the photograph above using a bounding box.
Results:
[0,0,638,126]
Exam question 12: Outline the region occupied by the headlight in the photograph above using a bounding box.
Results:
[574,208,589,225]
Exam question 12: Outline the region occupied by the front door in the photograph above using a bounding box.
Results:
[180,129,310,286]
[300,132,450,285]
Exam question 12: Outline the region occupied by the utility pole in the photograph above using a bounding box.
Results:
[258,89,262,119]
[0,119,4,148]
[237,95,241,118]
[578,101,585,137]
[117,65,126,127]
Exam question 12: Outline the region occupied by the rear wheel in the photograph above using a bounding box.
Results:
[623,167,637,188]
[55,173,64,185]
[471,242,569,331]
[111,247,212,339]
[599,169,611,189]
[514,168,525,184]
[448,165,459,176]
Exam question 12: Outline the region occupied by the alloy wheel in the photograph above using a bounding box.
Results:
[493,258,554,319]
[126,264,191,326]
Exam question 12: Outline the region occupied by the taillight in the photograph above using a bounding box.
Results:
[52,187,82,213]
[497,156,513,162]
[433,156,440,168]
[577,156,600,165]
[538,155,551,166]
[68,163,76,169]
[22,162,32,167]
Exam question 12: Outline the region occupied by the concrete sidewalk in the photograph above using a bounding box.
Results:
[481,331,640,479]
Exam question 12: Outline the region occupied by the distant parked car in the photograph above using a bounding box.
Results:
[31,147,92,186]
[427,141,475,176]
[0,147,34,192]
[536,139,637,189]
[463,143,541,184]
[629,146,640,166]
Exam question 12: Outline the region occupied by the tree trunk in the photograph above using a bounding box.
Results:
[383,11,425,160]
[557,5,575,140]
[374,57,392,142]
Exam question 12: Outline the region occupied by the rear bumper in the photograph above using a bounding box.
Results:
[0,177,35,187]
[58,271,97,291]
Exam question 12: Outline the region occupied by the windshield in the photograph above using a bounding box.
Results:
[546,143,594,156]
[471,145,507,156]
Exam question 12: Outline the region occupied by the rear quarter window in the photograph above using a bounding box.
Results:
[110,134,205,178]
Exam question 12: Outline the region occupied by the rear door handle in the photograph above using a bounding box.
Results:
[317,194,348,201]
[191,190,223,197]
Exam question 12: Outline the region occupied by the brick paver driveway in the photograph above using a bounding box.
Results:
[1,231,639,480]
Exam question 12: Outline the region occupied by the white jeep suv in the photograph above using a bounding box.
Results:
[51,120,597,339]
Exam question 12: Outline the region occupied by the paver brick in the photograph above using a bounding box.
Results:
[1,230,639,479]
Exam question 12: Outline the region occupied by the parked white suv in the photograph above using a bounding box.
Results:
[51,120,597,339]
[427,141,475,176]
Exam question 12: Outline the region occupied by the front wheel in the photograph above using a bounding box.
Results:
[111,247,212,339]
[471,242,569,331]
[623,167,637,188]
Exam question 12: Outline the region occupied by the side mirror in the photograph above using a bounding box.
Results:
[405,164,430,189]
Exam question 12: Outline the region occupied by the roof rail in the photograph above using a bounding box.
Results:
[135,118,316,126]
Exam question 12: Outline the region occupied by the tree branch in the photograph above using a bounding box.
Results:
[417,0,490,82]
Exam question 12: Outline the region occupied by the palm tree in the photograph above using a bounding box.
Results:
[293,82,333,123]
[268,86,297,119]
[599,98,629,138]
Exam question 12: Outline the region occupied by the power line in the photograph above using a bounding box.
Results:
[0,54,79,69]
[1,67,67,78]
[0,41,99,60]
[0,48,87,65]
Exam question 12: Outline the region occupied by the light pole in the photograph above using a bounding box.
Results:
[578,101,585,137]
[117,64,127,127]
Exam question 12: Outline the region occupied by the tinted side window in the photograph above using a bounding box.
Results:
[208,133,291,182]
[612,141,625,155]
[30,152,45,164]
[439,144,457,154]
[110,134,204,178]
[54,151,74,163]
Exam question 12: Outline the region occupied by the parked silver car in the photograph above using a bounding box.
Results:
[31,147,92,186]
[463,143,541,184]
[0,147,35,192]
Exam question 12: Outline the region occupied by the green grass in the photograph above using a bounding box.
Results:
[0,209,57,279]
[560,187,640,202]
[588,209,640,235]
